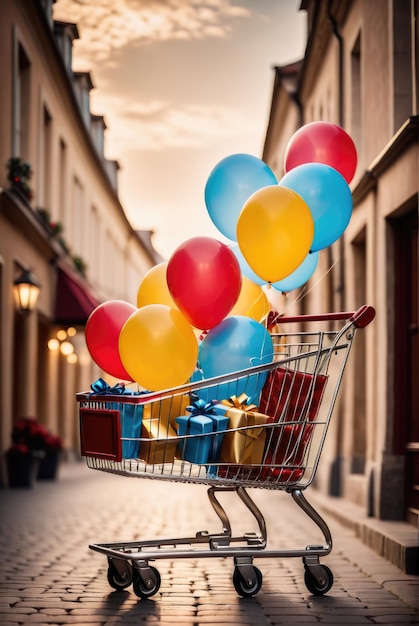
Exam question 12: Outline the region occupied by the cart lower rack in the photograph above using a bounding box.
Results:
[77,305,375,599]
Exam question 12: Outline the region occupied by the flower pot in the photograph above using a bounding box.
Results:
[37,450,60,480]
[6,454,40,488]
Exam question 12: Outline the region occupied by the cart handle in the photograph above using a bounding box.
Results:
[274,305,375,328]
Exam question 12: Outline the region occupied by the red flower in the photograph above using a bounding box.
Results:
[6,443,30,458]
[9,417,63,455]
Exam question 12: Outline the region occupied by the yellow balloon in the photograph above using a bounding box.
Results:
[229,276,270,322]
[118,304,198,391]
[236,185,314,283]
[137,263,178,309]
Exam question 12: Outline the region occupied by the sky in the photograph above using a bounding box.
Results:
[53,0,307,260]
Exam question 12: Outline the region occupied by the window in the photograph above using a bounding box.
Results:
[13,41,31,158]
[104,232,124,297]
[350,33,362,152]
[393,0,413,131]
[58,138,67,224]
[62,34,73,74]
[40,0,54,28]
[88,205,100,282]
[90,115,105,157]
[72,176,84,256]
[53,22,78,75]
[350,229,367,474]
[73,72,93,128]
[39,105,52,209]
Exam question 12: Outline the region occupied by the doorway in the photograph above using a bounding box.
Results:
[392,208,419,525]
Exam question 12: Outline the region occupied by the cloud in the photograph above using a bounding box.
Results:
[91,92,256,154]
[54,0,250,65]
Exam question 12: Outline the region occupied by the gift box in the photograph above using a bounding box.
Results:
[148,394,191,432]
[117,403,143,459]
[176,400,229,465]
[139,416,178,464]
[117,392,189,458]
[258,367,328,481]
[266,467,304,483]
[210,395,268,479]
[89,378,144,459]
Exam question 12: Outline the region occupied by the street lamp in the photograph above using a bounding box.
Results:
[13,270,41,314]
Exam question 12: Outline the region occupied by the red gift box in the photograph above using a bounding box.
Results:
[258,367,328,481]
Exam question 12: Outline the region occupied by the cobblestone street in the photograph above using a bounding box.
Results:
[0,461,418,625]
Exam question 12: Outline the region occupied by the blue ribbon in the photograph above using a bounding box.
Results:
[89,378,129,395]
[184,399,224,464]
[186,399,215,416]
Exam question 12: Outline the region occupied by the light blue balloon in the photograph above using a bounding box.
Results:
[230,244,266,286]
[272,251,319,293]
[196,316,273,403]
[190,368,260,405]
[279,163,352,251]
[205,154,278,241]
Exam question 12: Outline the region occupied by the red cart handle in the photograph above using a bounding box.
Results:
[272,305,375,328]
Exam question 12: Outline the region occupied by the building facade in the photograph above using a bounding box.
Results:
[0,0,161,485]
[263,0,418,533]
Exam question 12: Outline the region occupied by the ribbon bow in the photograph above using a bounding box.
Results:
[89,378,128,395]
[220,393,257,412]
[186,398,215,416]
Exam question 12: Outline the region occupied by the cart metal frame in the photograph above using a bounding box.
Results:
[77,305,375,598]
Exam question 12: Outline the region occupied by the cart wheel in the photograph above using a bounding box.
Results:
[107,559,132,591]
[304,564,333,596]
[232,565,263,598]
[132,566,161,599]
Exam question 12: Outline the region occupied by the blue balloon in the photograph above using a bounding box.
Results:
[196,316,273,402]
[279,163,352,251]
[230,244,266,286]
[272,251,319,293]
[205,154,278,241]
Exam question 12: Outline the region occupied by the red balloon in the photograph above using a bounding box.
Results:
[166,237,242,330]
[85,300,136,380]
[284,121,357,184]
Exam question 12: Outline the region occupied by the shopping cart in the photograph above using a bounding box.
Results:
[77,305,375,599]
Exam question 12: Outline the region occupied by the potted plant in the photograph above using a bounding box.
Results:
[72,255,88,275]
[37,431,64,480]
[5,417,63,487]
[36,208,63,237]
[6,157,33,201]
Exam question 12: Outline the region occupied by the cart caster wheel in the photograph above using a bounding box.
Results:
[233,565,263,598]
[107,560,132,591]
[132,566,161,599]
[304,564,333,596]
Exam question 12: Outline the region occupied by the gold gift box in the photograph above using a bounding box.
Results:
[138,394,190,464]
[147,394,190,432]
[139,417,178,464]
[218,395,268,465]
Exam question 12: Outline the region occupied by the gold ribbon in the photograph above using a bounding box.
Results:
[219,404,268,464]
[220,393,257,413]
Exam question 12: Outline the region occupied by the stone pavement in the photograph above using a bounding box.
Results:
[0,461,418,626]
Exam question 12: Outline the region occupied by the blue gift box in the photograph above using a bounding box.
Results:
[176,400,229,465]
[89,378,144,459]
[111,402,143,459]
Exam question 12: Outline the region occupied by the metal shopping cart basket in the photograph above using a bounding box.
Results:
[77,305,375,599]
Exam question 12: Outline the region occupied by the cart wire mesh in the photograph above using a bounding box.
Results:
[77,307,374,491]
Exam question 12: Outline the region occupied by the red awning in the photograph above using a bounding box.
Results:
[55,266,101,325]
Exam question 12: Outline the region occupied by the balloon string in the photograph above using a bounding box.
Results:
[265,256,339,329]
[247,257,339,368]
